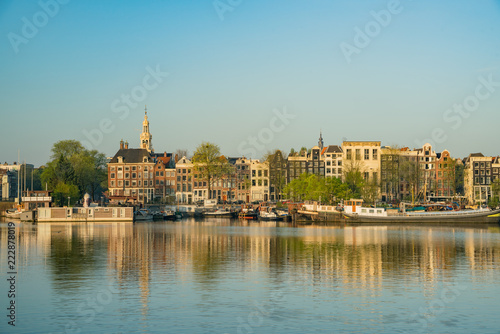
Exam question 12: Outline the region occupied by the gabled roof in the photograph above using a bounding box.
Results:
[324,145,342,154]
[469,153,484,158]
[109,149,152,163]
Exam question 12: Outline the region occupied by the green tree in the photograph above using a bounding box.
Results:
[192,142,231,199]
[41,140,108,204]
[342,159,365,199]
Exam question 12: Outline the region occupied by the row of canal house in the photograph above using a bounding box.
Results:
[107,111,498,205]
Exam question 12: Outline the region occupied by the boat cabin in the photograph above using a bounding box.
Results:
[344,199,364,214]
[344,199,387,217]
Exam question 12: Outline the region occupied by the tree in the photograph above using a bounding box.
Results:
[342,159,365,199]
[381,146,402,202]
[50,140,85,160]
[454,162,465,195]
[490,178,500,208]
[41,140,108,204]
[175,148,189,159]
[265,149,287,201]
[192,142,231,199]
[400,157,419,203]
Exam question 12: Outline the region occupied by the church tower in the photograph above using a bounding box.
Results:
[318,130,324,150]
[140,106,153,152]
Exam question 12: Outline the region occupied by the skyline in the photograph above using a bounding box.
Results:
[1,0,499,167]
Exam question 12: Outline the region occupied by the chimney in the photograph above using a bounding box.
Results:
[175,154,179,163]
[120,139,124,150]
[125,141,129,149]
[164,151,167,157]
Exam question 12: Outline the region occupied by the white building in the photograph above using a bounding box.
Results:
[323,145,343,179]
[341,141,381,184]
[250,160,269,202]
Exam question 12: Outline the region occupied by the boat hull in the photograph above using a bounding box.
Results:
[344,209,500,224]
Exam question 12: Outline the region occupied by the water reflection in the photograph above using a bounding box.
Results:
[1,219,500,333]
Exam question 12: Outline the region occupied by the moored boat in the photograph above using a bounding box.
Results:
[343,199,500,224]
[134,209,154,221]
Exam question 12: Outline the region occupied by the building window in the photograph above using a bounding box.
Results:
[346,149,352,160]
[355,149,361,160]
[110,173,115,178]
[364,149,369,160]
[373,149,378,160]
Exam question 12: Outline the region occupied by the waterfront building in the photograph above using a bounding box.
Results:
[153,152,176,203]
[380,146,402,202]
[267,150,287,201]
[250,159,269,202]
[107,109,173,205]
[435,149,456,199]
[0,162,34,201]
[287,146,325,183]
[232,157,251,203]
[464,153,499,204]
[176,156,194,204]
[342,141,381,185]
[323,145,343,179]
[108,140,155,205]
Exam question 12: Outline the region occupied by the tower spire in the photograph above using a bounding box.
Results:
[318,130,324,150]
[140,106,153,152]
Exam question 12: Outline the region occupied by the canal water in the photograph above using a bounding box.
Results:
[1,218,500,333]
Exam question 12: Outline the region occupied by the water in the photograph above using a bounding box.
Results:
[1,218,500,333]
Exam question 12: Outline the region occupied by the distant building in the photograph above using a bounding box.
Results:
[268,150,287,201]
[342,141,381,185]
[287,146,325,183]
[0,162,34,201]
[250,159,269,202]
[435,149,455,199]
[107,109,173,205]
[464,153,499,204]
[175,156,194,204]
[108,140,155,205]
[323,145,343,179]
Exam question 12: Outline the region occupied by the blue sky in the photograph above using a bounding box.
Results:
[0,0,499,166]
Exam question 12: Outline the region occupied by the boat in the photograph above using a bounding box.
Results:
[238,208,258,220]
[134,209,154,221]
[203,208,235,218]
[343,199,500,224]
[5,208,22,219]
[162,209,176,220]
[259,207,283,221]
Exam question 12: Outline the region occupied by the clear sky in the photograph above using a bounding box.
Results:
[1,0,499,167]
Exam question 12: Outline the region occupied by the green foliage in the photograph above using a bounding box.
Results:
[192,142,232,199]
[41,140,108,204]
[284,174,351,204]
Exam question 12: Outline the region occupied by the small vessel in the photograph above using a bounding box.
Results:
[203,208,235,218]
[162,209,176,220]
[239,209,258,220]
[5,208,22,219]
[259,207,283,221]
[134,209,154,221]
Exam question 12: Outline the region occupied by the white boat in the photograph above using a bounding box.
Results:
[259,208,283,221]
[5,208,22,219]
[203,208,234,218]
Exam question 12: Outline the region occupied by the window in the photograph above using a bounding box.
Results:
[364,149,369,160]
[364,172,369,180]
[264,180,268,186]
[258,170,262,177]
[132,173,136,178]
[346,149,352,160]
[264,170,268,177]
[125,173,129,178]
[355,149,361,160]
[252,170,256,177]
[110,173,115,178]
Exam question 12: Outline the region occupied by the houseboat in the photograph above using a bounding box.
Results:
[343,199,500,224]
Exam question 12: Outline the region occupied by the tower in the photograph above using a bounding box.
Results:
[140,106,153,152]
[318,130,324,150]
